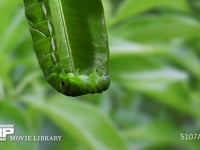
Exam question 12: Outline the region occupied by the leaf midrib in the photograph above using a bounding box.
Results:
[57,0,75,72]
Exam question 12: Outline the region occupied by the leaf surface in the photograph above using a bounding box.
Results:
[22,96,129,150]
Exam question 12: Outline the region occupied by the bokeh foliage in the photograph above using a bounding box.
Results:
[0,0,200,150]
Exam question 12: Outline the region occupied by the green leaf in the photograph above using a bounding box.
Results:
[111,0,190,26]
[110,15,200,42]
[110,37,200,79]
[0,101,37,150]
[124,122,200,150]
[21,96,129,150]
[0,6,27,54]
[110,52,164,77]
[109,38,200,116]
[102,0,112,24]
[23,0,110,96]
[0,0,22,36]
[109,37,170,56]
[158,47,200,79]
[57,134,89,150]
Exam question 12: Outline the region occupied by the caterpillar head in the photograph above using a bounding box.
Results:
[46,72,110,96]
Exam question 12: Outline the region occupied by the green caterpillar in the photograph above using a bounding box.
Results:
[23,0,110,96]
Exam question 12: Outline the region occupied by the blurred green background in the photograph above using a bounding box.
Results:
[0,0,200,150]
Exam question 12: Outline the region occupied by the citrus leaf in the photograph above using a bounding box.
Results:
[111,0,190,25]
[23,0,110,96]
[21,96,129,150]
[110,15,200,42]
